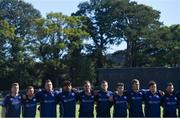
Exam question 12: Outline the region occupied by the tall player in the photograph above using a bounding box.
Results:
[58,80,77,117]
[95,80,113,117]
[113,82,128,117]
[144,81,162,117]
[1,83,22,117]
[162,83,178,117]
[35,80,58,117]
[78,81,95,117]
[125,79,144,117]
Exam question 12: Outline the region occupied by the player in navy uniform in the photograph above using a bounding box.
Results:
[125,79,144,117]
[22,86,37,117]
[35,79,58,117]
[113,82,128,117]
[58,80,77,117]
[162,83,178,117]
[95,80,113,117]
[78,81,95,117]
[144,81,162,117]
[1,83,22,117]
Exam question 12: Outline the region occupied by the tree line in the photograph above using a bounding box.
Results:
[0,0,180,90]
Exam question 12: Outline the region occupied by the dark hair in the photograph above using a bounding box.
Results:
[116,82,124,88]
[45,79,52,83]
[131,79,139,85]
[84,81,91,85]
[148,81,156,87]
[11,83,19,88]
[26,86,34,92]
[166,82,173,87]
[101,80,108,85]
[63,80,71,87]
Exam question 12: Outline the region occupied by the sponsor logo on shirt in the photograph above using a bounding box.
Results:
[63,98,75,102]
[166,102,177,105]
[25,103,36,108]
[148,101,160,104]
[99,98,108,102]
[11,101,20,105]
[132,97,142,100]
[44,100,55,103]
[82,99,94,103]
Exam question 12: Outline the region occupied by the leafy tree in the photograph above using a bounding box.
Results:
[33,13,89,86]
[145,25,180,67]
[0,0,41,88]
[75,0,161,67]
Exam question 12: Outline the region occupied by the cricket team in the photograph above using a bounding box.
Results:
[1,79,180,118]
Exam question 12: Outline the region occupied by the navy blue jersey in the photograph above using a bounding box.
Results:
[78,91,95,117]
[59,91,77,117]
[113,93,128,117]
[22,96,37,117]
[2,94,22,117]
[35,90,58,117]
[162,93,178,117]
[144,91,162,117]
[95,90,113,117]
[125,90,144,117]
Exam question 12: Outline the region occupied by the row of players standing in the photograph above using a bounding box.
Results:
[1,79,180,118]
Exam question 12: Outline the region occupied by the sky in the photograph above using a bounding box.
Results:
[24,0,180,53]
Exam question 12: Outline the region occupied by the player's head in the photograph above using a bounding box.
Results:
[100,80,108,91]
[84,81,91,92]
[148,81,157,93]
[63,80,72,92]
[11,83,19,94]
[131,79,140,91]
[166,82,174,94]
[116,82,124,93]
[26,86,34,97]
[45,79,53,91]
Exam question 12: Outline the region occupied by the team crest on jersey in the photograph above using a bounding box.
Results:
[91,96,94,98]
[10,98,13,101]
[166,97,169,100]
[51,93,54,97]
[139,92,142,95]
[62,95,66,98]
[72,93,75,96]
[155,95,159,98]
[33,98,36,102]
[19,96,21,99]
[174,97,177,100]
[124,96,127,99]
